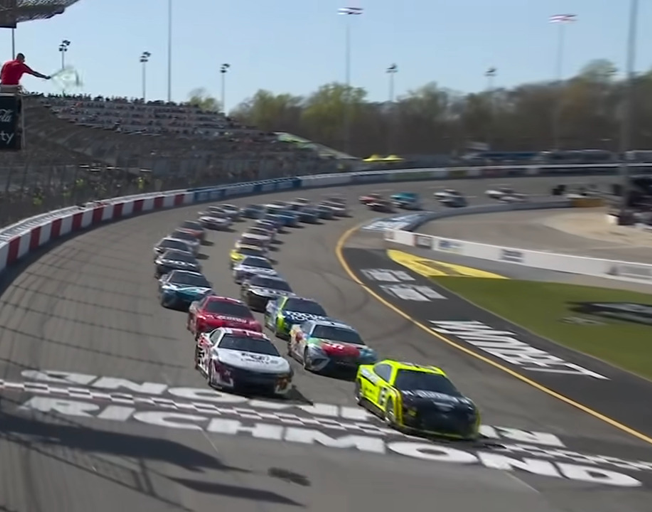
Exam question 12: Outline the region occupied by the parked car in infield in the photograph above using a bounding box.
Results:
[233,255,279,284]
[188,295,262,336]
[241,204,265,219]
[195,328,293,396]
[288,319,378,373]
[158,270,213,310]
[241,274,294,312]
[264,296,329,339]
[355,360,481,440]
[368,199,395,213]
[153,237,193,260]
[177,220,206,241]
[198,215,232,231]
[169,229,201,255]
[359,192,383,205]
[229,245,268,268]
[391,192,422,210]
[154,250,201,278]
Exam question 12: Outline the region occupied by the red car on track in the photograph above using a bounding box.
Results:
[177,220,206,241]
[187,295,262,337]
[359,193,383,205]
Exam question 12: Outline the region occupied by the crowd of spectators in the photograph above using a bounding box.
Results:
[0,92,336,227]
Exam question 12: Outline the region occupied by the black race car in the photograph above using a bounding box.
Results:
[154,249,202,278]
[241,274,295,312]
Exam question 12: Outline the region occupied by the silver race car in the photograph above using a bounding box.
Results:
[198,215,232,230]
[233,255,279,284]
[153,237,193,260]
[195,327,293,396]
[168,229,201,255]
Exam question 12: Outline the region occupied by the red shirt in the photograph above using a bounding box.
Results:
[1,60,33,85]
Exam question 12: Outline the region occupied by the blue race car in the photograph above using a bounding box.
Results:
[262,213,286,232]
[297,206,319,223]
[241,204,265,219]
[265,296,329,339]
[391,192,422,210]
[158,270,213,310]
[274,210,300,227]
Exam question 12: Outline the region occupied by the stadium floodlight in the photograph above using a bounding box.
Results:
[220,63,230,114]
[140,51,151,101]
[0,1,82,28]
[58,38,70,69]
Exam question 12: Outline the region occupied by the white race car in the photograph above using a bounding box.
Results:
[486,186,515,199]
[246,226,276,242]
[498,193,528,203]
[195,328,293,396]
[198,215,232,230]
[320,200,348,216]
[434,188,462,200]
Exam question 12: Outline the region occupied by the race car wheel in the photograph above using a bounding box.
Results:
[193,346,200,370]
[354,380,364,405]
[302,348,311,371]
[385,399,397,427]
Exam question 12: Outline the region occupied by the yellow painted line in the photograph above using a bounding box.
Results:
[387,249,506,279]
[335,223,652,446]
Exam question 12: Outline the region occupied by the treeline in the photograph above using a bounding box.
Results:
[217,59,652,157]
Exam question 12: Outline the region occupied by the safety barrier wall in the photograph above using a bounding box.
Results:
[385,203,652,284]
[0,162,641,275]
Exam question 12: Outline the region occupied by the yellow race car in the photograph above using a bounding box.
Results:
[355,360,481,440]
[229,245,268,268]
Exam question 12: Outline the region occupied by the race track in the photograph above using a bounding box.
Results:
[1,176,651,512]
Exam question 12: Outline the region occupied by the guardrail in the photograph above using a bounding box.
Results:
[0,162,642,276]
[384,201,652,284]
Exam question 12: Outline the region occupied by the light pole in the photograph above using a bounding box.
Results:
[167,0,172,102]
[140,52,151,101]
[220,63,230,114]
[549,14,576,150]
[59,39,71,69]
[386,63,398,154]
[618,0,639,222]
[485,67,497,147]
[338,6,363,154]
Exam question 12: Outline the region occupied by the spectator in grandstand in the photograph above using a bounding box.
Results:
[1,53,51,89]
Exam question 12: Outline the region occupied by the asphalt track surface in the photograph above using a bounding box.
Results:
[420,206,652,264]
[1,176,650,512]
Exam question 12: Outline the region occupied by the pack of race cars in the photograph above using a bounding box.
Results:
[150,194,482,441]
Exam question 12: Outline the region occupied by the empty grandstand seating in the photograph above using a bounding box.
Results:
[0,93,335,227]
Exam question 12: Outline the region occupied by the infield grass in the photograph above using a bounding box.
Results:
[431,278,652,380]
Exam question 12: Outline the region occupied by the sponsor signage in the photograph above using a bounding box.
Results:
[414,235,433,248]
[429,320,608,379]
[363,214,426,232]
[6,369,650,487]
[500,249,524,263]
[0,94,19,150]
[607,264,652,281]
[438,239,462,253]
[570,302,652,326]
[390,171,434,181]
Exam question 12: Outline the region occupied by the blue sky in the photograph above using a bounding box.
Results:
[4,0,644,110]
